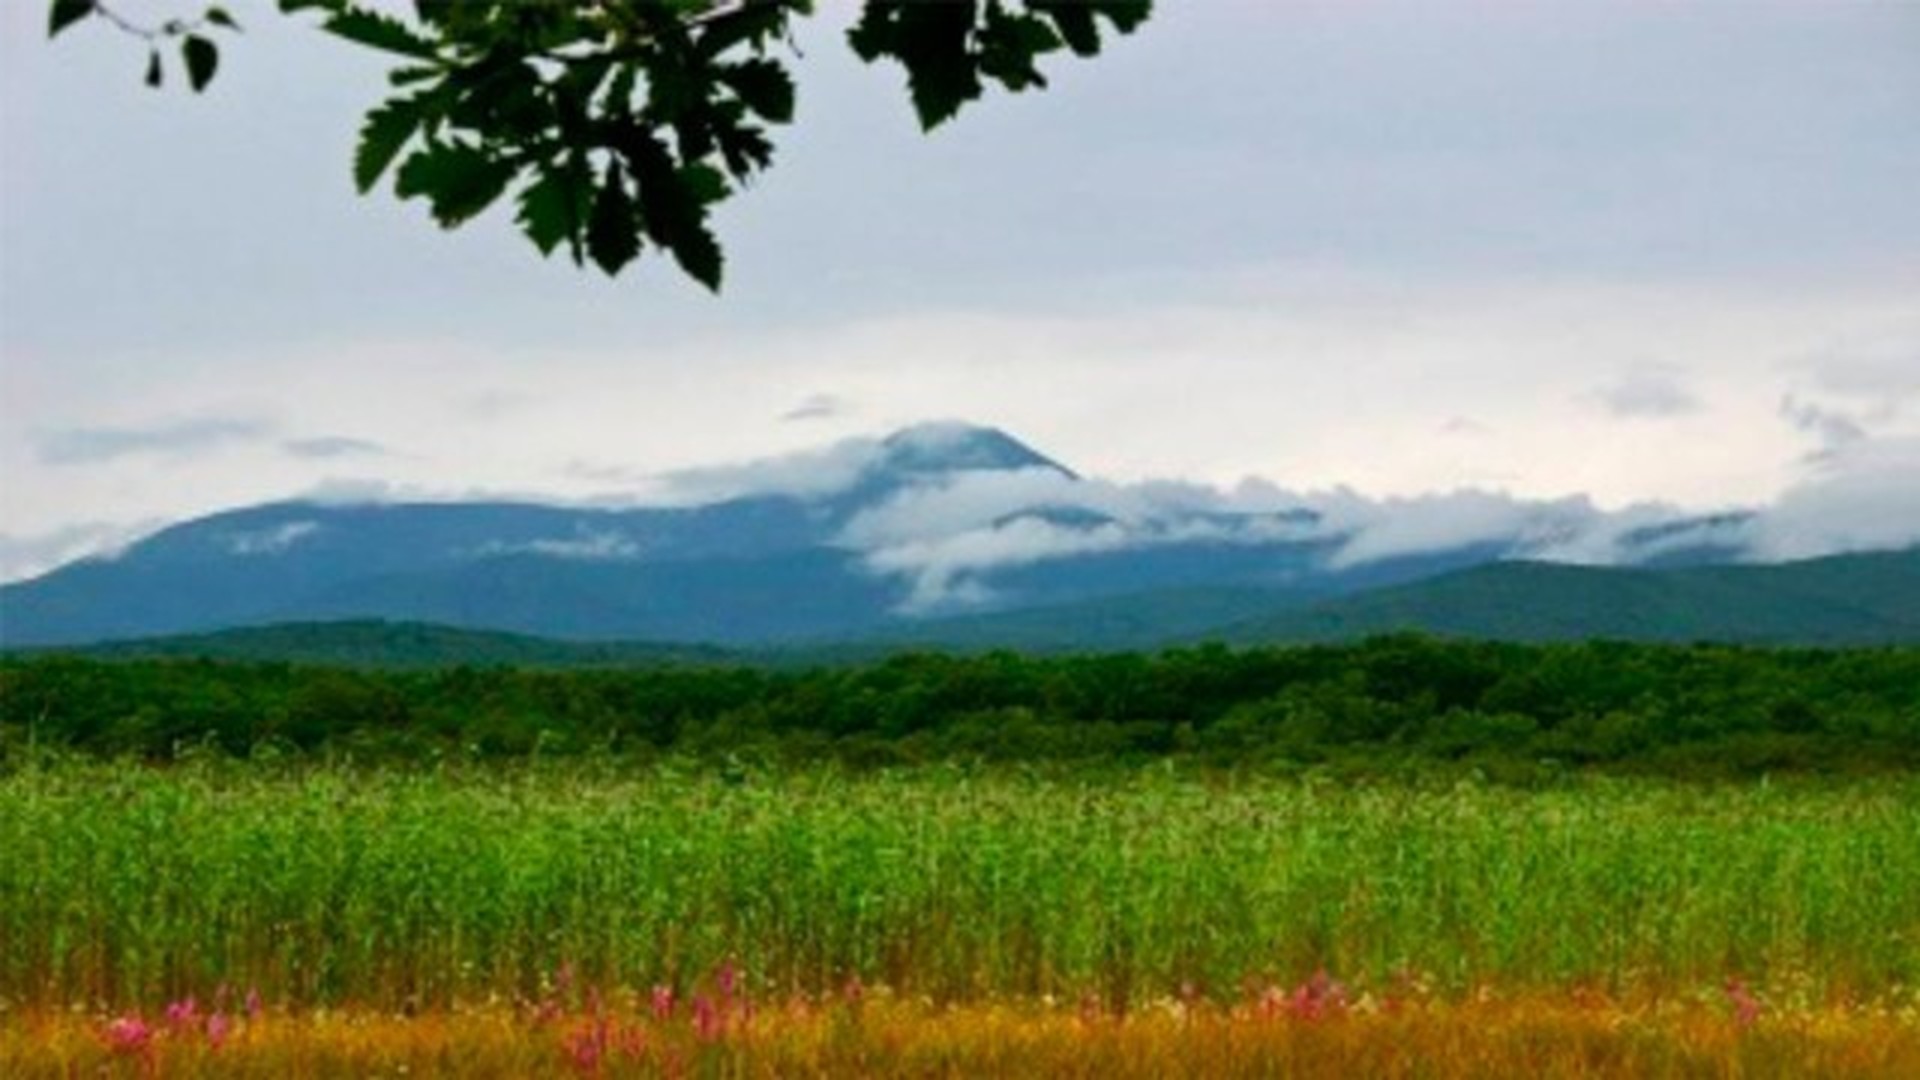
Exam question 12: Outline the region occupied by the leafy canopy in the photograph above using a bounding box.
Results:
[49,0,1153,290]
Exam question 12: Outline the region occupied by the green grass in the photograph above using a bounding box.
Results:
[2,762,1915,1013]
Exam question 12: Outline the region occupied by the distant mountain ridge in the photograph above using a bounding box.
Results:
[1,421,1907,650]
[1214,548,1920,646]
[20,547,1917,666]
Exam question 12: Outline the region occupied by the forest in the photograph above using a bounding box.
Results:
[6,635,1916,778]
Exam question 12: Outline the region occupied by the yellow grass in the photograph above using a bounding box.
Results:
[5,989,1918,1078]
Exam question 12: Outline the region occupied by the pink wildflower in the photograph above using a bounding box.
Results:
[1284,969,1349,1021]
[650,983,676,1020]
[103,1014,153,1056]
[1725,978,1762,1028]
[562,1019,607,1075]
[165,996,199,1030]
[691,994,722,1041]
[205,1011,232,1050]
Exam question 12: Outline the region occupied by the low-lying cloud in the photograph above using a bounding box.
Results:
[0,520,161,583]
[1748,436,1920,561]
[223,521,321,556]
[647,437,888,505]
[477,529,643,561]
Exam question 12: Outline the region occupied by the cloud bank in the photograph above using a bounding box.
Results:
[744,426,1920,613]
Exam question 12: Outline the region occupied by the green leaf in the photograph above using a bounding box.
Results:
[394,141,517,228]
[717,59,795,124]
[586,169,641,276]
[145,48,163,88]
[849,3,982,131]
[322,7,439,59]
[615,130,723,290]
[695,1,796,59]
[515,165,591,260]
[205,6,240,31]
[664,212,722,291]
[678,163,728,205]
[388,64,439,88]
[1095,0,1154,34]
[980,9,1059,91]
[353,96,426,193]
[713,118,774,180]
[1038,4,1100,56]
[49,0,94,38]
[182,35,219,93]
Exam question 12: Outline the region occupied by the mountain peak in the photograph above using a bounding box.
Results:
[875,421,1077,479]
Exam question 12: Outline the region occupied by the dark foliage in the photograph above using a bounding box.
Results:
[4,636,1916,779]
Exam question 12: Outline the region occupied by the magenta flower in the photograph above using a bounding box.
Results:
[561,1019,606,1075]
[103,1015,153,1056]
[1725,978,1763,1028]
[691,994,722,1041]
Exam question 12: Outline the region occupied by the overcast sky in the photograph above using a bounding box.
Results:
[3,1,1918,582]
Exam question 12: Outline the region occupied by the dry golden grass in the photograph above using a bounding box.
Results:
[6,987,1918,1078]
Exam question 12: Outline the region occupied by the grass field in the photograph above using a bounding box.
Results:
[3,761,1917,1074]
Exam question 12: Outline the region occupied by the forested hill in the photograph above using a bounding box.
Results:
[46,620,733,669]
[1215,549,1920,646]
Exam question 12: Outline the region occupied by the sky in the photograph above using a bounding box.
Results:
[3,0,1918,583]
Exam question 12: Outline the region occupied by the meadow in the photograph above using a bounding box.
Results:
[2,760,1918,1074]
[4,640,1918,1073]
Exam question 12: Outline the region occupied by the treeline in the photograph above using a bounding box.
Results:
[2,637,1917,778]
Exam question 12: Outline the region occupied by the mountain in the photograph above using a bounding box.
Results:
[863,585,1314,653]
[54,619,731,668]
[0,422,1442,648]
[5,419,1898,652]
[1212,548,1920,646]
[30,547,1918,668]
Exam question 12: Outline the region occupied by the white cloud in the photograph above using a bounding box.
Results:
[838,467,1133,548]
[863,517,1136,613]
[0,520,161,584]
[1748,437,1920,561]
[477,529,643,562]
[224,521,319,556]
[1303,489,1590,568]
[646,437,887,505]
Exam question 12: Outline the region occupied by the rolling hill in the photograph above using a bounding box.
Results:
[1213,548,1920,646]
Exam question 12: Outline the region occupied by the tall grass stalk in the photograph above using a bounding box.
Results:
[2,762,1914,1010]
